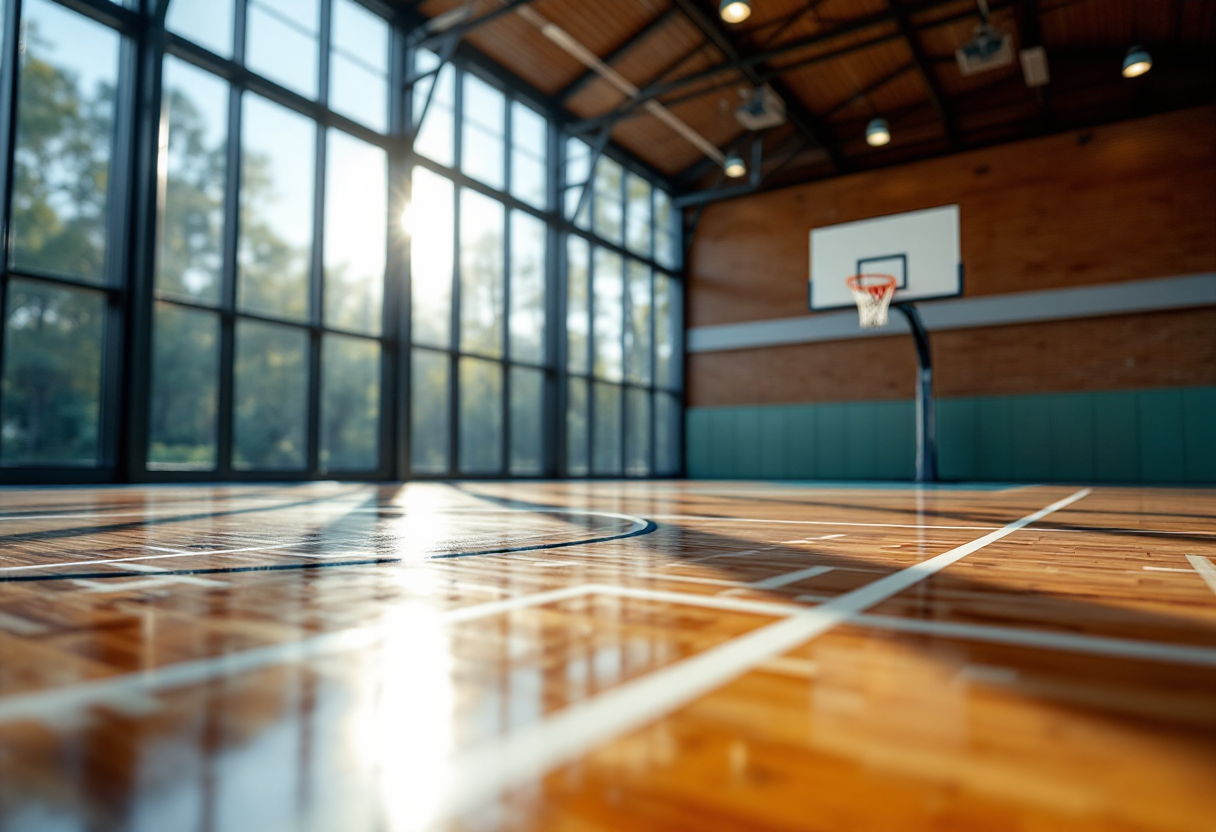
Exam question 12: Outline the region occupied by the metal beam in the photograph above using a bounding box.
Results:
[412,0,542,50]
[669,0,847,172]
[558,6,681,102]
[886,0,961,149]
[572,0,1014,135]
[821,61,917,119]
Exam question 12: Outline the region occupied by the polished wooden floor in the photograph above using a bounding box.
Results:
[0,481,1214,832]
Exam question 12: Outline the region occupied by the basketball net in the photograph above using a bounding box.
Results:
[846,274,897,329]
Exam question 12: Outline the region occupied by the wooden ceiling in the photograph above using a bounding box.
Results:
[394,0,1216,198]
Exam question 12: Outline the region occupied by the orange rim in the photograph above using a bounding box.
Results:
[846,274,897,300]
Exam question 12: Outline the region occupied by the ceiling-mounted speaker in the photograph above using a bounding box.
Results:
[955,23,1013,76]
[1020,46,1050,87]
[735,85,786,131]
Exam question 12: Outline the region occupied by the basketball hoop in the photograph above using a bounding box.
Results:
[846,274,897,329]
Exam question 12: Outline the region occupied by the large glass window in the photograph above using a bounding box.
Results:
[324,131,387,335]
[462,74,505,190]
[149,303,219,470]
[413,52,455,168]
[1,280,105,466]
[157,56,228,305]
[167,0,235,58]
[560,153,683,477]
[0,4,681,483]
[10,0,120,284]
[238,94,315,321]
[329,0,389,133]
[511,103,547,209]
[246,0,320,100]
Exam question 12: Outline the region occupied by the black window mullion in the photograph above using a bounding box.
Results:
[386,26,409,481]
[307,0,332,474]
[448,67,463,475]
[216,4,245,475]
[119,4,169,480]
[501,97,512,474]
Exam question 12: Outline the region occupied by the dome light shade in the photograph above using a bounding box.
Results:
[865,117,891,147]
[1121,45,1152,78]
[724,152,747,178]
[720,0,751,24]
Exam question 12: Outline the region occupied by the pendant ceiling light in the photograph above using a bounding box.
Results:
[865,117,891,147]
[1121,45,1152,78]
[724,152,747,178]
[720,0,751,24]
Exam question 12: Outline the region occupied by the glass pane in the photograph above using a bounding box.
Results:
[233,319,308,470]
[414,58,454,167]
[655,189,678,269]
[462,74,505,190]
[166,0,234,58]
[565,235,589,374]
[655,273,680,390]
[592,383,621,476]
[410,349,449,474]
[321,334,380,471]
[655,391,679,475]
[1,280,103,466]
[157,57,228,306]
[459,357,502,474]
[509,211,545,364]
[459,188,504,357]
[566,376,587,477]
[592,248,623,382]
[409,167,454,348]
[564,138,590,229]
[325,130,386,335]
[246,0,320,99]
[11,0,120,284]
[625,173,651,257]
[510,366,543,476]
[239,94,315,321]
[625,260,652,384]
[149,303,218,470]
[329,0,388,132]
[510,102,546,209]
[593,157,623,246]
[625,388,650,477]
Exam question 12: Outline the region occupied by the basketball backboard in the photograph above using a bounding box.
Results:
[809,204,962,311]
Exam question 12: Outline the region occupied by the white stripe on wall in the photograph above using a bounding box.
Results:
[687,273,1216,354]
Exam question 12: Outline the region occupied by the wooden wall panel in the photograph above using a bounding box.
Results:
[688,307,1216,407]
[688,106,1216,329]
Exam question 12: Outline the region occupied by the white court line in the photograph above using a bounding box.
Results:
[1186,555,1216,597]
[645,514,1216,536]
[850,614,1216,667]
[1143,566,1194,573]
[432,488,1092,821]
[720,566,835,596]
[0,584,593,726]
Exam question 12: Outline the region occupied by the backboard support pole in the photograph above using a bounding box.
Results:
[894,304,936,482]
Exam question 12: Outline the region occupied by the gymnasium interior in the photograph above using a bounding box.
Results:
[0,0,1214,830]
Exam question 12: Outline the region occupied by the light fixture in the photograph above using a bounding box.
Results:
[723,152,747,178]
[865,117,890,147]
[1121,44,1152,78]
[720,0,751,24]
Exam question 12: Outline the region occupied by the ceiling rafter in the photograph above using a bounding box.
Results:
[886,0,961,149]
[557,6,682,102]
[669,0,849,172]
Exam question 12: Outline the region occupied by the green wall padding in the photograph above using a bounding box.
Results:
[686,386,1216,483]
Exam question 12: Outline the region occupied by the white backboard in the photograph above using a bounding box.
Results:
[809,204,962,310]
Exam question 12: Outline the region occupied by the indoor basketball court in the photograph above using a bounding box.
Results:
[0,0,1214,830]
